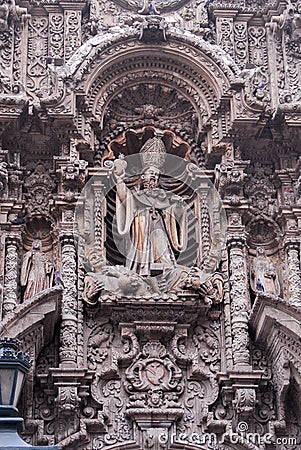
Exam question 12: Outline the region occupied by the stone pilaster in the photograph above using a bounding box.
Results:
[196,184,211,262]
[285,240,301,307]
[61,2,85,61]
[2,234,20,320]
[228,234,251,368]
[214,10,237,60]
[59,233,78,366]
[92,180,105,250]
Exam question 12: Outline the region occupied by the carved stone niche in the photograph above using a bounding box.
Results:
[78,126,226,307]
[22,216,54,248]
[246,218,280,256]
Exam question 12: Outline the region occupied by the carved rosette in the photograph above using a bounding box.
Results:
[228,235,250,367]
[3,235,20,320]
[285,241,301,307]
[59,233,78,364]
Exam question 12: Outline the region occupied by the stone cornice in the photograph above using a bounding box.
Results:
[249,293,301,345]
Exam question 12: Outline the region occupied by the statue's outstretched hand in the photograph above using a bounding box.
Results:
[113,156,127,180]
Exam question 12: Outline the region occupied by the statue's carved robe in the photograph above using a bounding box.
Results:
[116,182,187,276]
[250,248,280,296]
[21,249,54,300]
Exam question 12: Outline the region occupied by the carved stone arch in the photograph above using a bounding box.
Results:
[44,27,241,146]
[81,41,236,142]
[246,217,281,255]
[66,28,238,90]
[0,287,62,342]
[85,46,225,111]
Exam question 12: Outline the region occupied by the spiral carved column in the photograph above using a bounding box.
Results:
[3,234,20,320]
[228,234,251,368]
[285,241,301,307]
[59,233,78,366]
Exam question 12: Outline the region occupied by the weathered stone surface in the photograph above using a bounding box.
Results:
[0,1,300,449]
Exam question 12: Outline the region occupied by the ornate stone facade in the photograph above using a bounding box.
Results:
[0,1,301,449]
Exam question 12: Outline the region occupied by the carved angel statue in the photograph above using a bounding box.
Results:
[114,137,188,277]
[20,239,54,300]
[250,246,280,296]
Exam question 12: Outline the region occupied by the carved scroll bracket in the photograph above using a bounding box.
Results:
[218,370,263,423]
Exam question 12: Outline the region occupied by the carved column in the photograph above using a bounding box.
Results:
[196,184,211,263]
[266,20,281,110]
[45,5,65,59]
[228,235,251,367]
[3,234,20,320]
[14,10,29,92]
[233,15,252,69]
[92,180,105,250]
[61,2,84,61]
[215,11,236,59]
[59,233,78,366]
[285,241,301,307]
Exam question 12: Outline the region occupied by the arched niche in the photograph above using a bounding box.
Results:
[246,217,281,256]
[43,27,242,149]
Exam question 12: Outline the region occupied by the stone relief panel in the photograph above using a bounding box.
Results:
[81,315,222,449]
[23,164,55,216]
[48,11,64,59]
[244,165,277,217]
[27,15,49,98]
[269,1,301,111]
[1,1,301,449]
[82,0,214,40]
